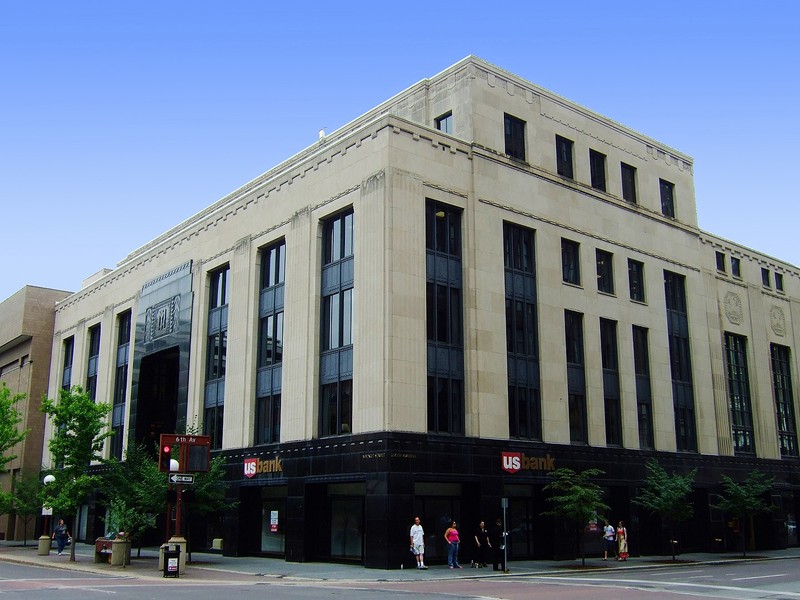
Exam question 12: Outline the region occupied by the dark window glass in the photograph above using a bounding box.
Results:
[771,344,798,457]
[111,310,131,460]
[628,259,645,302]
[589,149,607,191]
[86,325,101,400]
[206,332,227,380]
[596,249,614,294]
[600,319,621,447]
[561,239,581,285]
[321,379,353,437]
[427,376,464,435]
[762,268,771,288]
[568,393,587,444]
[504,113,526,161]
[204,405,224,449]
[504,222,540,440]
[731,257,741,278]
[725,333,754,454]
[621,163,637,204]
[776,273,784,292]
[255,394,281,445]
[435,111,453,134]
[716,251,726,273]
[664,270,696,451]
[660,179,675,218]
[210,267,230,309]
[633,325,654,449]
[261,241,286,288]
[324,210,354,264]
[426,200,464,435]
[556,135,574,179]
[62,336,74,390]
[565,311,584,366]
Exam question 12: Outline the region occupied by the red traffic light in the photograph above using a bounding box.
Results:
[159,444,172,472]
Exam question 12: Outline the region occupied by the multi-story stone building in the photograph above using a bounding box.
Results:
[0,286,70,540]
[42,56,799,567]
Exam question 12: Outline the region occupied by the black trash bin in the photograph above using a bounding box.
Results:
[163,544,180,578]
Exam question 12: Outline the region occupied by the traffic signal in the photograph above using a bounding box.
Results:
[159,444,172,472]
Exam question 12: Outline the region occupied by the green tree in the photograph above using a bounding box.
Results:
[0,383,29,511]
[184,454,236,561]
[713,470,774,557]
[10,471,43,545]
[104,443,165,560]
[543,467,609,566]
[41,386,112,561]
[633,459,696,561]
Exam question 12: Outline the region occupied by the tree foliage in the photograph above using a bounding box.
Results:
[713,470,774,557]
[543,467,609,565]
[633,459,696,560]
[41,386,112,561]
[0,383,28,471]
[11,471,43,545]
[104,442,164,558]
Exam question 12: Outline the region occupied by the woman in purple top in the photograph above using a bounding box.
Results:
[444,520,462,569]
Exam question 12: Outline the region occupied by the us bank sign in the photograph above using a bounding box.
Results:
[501,451,555,473]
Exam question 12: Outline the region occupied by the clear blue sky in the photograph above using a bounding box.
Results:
[1,1,798,301]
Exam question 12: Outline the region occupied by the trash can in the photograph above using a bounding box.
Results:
[37,535,52,556]
[163,544,180,578]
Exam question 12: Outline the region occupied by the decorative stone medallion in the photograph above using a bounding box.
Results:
[770,305,786,337]
[724,292,743,325]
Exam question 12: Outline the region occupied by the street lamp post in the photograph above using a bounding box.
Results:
[38,475,55,556]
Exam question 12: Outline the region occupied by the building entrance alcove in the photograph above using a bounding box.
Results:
[134,346,179,453]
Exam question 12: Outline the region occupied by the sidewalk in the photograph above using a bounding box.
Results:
[2,539,799,583]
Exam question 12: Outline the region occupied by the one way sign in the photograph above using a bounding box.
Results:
[169,473,195,485]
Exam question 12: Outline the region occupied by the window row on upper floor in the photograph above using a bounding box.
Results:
[561,238,646,303]
[715,250,786,293]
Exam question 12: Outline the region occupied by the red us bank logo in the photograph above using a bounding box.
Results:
[502,452,522,473]
[501,451,555,473]
[243,456,283,478]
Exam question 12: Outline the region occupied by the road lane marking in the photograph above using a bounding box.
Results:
[730,573,787,581]
[534,575,800,597]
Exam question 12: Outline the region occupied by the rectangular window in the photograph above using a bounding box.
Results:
[504,222,540,440]
[724,332,755,454]
[660,179,675,218]
[556,135,574,179]
[665,270,697,451]
[762,268,771,288]
[504,113,526,161]
[61,336,74,390]
[86,325,101,401]
[205,265,230,449]
[111,310,131,460]
[776,273,785,292]
[628,259,645,302]
[565,310,584,366]
[632,325,654,449]
[716,251,726,273]
[600,318,622,446]
[426,201,464,435]
[561,238,581,285]
[256,240,285,444]
[320,210,355,437]
[255,394,281,445]
[731,257,741,278]
[589,149,607,191]
[621,163,637,204]
[565,310,588,444]
[771,344,798,457]
[435,111,453,134]
[596,249,614,294]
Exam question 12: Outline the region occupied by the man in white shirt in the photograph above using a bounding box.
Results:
[409,516,427,569]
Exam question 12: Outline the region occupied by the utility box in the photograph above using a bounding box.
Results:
[162,544,180,578]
